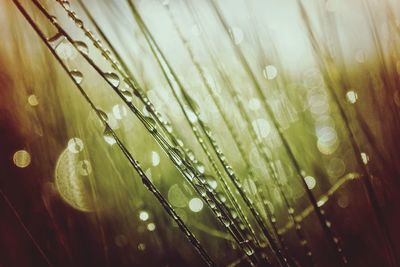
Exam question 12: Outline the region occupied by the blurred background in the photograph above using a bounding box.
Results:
[1,0,400,266]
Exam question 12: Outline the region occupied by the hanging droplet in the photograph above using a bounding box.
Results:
[120,90,133,102]
[242,241,255,256]
[144,116,157,133]
[74,41,89,55]
[97,109,109,122]
[220,216,231,227]
[70,70,83,84]
[60,0,70,10]
[103,128,116,145]
[182,90,200,114]
[104,72,120,88]
[74,18,84,28]
[168,147,183,166]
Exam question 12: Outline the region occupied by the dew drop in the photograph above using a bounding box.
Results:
[74,41,89,55]
[221,216,231,227]
[104,72,120,88]
[103,128,116,145]
[120,90,133,102]
[97,109,109,122]
[70,70,83,84]
[144,116,157,133]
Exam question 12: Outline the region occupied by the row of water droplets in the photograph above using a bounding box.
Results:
[23,0,219,265]
[52,0,262,264]
[181,2,315,266]
[124,1,264,264]
[162,4,295,266]
[206,0,348,265]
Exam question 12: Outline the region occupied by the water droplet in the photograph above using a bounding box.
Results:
[144,116,157,133]
[97,109,109,122]
[74,19,83,28]
[221,216,231,227]
[74,41,89,55]
[104,72,120,88]
[182,91,200,114]
[103,128,116,145]
[70,70,83,84]
[13,150,31,168]
[242,241,255,256]
[120,90,133,102]
[169,147,183,166]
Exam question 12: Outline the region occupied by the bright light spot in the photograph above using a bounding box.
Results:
[151,151,160,166]
[309,93,329,116]
[67,138,84,153]
[187,109,198,123]
[252,118,271,139]
[103,135,116,145]
[189,198,203,212]
[317,127,338,155]
[304,176,316,190]
[147,223,156,231]
[248,98,261,111]
[28,95,39,106]
[112,104,128,120]
[361,152,369,164]
[263,65,278,80]
[13,150,31,168]
[346,90,358,104]
[137,243,146,251]
[139,211,149,221]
